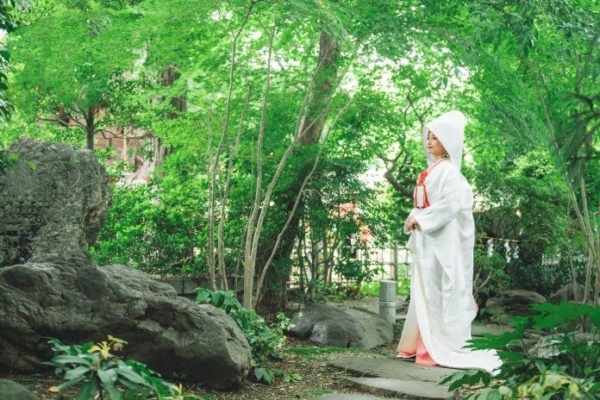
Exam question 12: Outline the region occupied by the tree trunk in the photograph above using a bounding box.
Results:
[85,107,95,150]
[256,30,340,310]
[299,31,339,144]
[156,63,185,166]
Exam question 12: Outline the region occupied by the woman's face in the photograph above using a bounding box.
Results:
[426,131,446,160]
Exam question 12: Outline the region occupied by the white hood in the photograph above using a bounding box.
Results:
[422,110,466,170]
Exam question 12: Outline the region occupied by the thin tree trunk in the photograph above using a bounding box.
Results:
[243,21,277,310]
[253,144,325,308]
[85,107,95,150]
[218,86,252,291]
[208,3,256,292]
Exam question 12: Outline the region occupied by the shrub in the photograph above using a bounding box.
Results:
[442,302,600,399]
[196,288,299,384]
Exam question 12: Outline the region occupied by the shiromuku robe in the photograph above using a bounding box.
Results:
[396,111,501,374]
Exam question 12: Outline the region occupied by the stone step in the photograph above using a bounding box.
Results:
[342,377,456,400]
[314,393,390,399]
[328,357,459,399]
[329,357,460,382]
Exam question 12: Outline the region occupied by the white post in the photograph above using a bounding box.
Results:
[379,280,397,325]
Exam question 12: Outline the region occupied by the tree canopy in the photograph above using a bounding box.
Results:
[1,0,599,308]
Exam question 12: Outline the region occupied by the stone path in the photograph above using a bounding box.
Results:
[324,357,459,399]
[310,324,507,400]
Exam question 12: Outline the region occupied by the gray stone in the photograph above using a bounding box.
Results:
[314,394,389,399]
[485,289,546,324]
[0,139,110,267]
[471,324,511,337]
[0,379,39,400]
[530,333,595,359]
[329,357,460,382]
[0,256,251,389]
[343,377,456,400]
[0,140,251,389]
[548,282,588,304]
[329,357,459,399]
[288,305,394,349]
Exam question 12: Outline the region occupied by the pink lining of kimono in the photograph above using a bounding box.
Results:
[396,334,438,366]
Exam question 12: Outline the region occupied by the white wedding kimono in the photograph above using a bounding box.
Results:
[396,111,501,374]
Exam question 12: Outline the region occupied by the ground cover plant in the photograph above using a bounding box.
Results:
[43,335,199,400]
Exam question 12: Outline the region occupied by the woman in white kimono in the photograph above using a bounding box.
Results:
[396,111,501,373]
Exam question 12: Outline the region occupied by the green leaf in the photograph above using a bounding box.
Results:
[589,307,600,329]
[254,366,275,384]
[77,380,97,400]
[469,388,504,400]
[211,291,224,307]
[440,369,490,391]
[195,288,211,304]
[98,368,120,400]
[116,365,148,386]
[530,302,593,330]
[52,355,94,366]
[56,376,86,391]
[64,366,90,381]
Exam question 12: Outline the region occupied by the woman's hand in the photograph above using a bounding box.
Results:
[405,216,419,231]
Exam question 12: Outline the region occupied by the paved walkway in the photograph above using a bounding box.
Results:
[309,324,508,400]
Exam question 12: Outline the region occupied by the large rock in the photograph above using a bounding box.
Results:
[0,140,251,389]
[0,379,39,400]
[485,289,547,324]
[548,282,588,304]
[0,255,250,388]
[0,139,110,266]
[288,305,394,349]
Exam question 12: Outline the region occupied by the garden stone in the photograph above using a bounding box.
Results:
[0,256,251,388]
[485,289,546,324]
[0,379,39,400]
[0,140,251,389]
[0,138,110,267]
[287,304,394,349]
[530,333,596,359]
[548,282,587,304]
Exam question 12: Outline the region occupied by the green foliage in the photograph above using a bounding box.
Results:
[0,150,18,174]
[5,0,599,314]
[472,150,572,298]
[196,288,295,384]
[286,345,362,357]
[442,302,600,399]
[43,335,198,400]
[359,280,410,298]
[8,1,148,147]
[0,0,29,117]
[90,181,206,276]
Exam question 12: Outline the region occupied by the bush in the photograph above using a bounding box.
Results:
[442,302,600,399]
[196,288,299,384]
